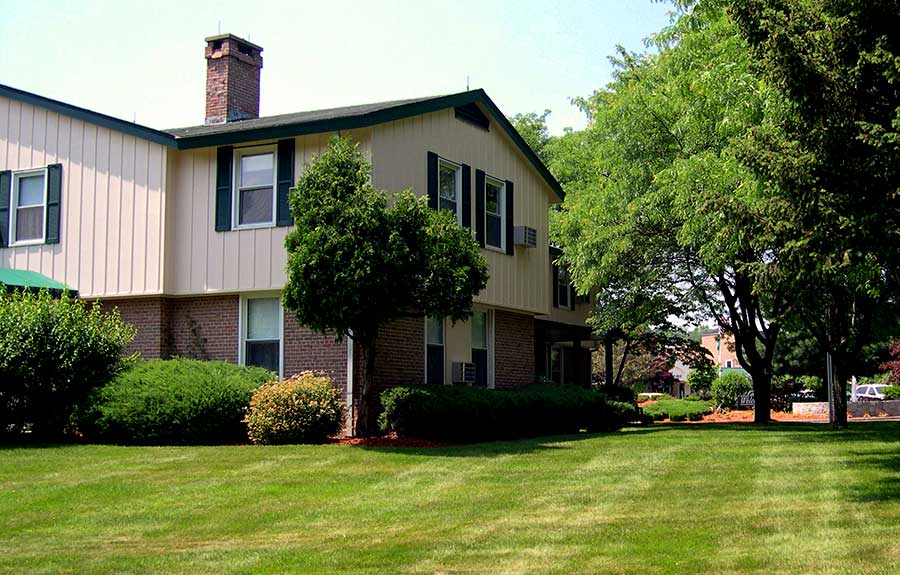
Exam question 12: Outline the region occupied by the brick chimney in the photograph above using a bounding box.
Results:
[204,34,263,125]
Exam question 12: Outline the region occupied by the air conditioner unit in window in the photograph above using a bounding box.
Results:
[514,226,537,248]
[452,362,477,384]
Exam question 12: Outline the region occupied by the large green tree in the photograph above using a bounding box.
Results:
[283,136,488,436]
[554,4,785,423]
[729,0,900,428]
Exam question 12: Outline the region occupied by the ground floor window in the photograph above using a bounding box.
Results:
[548,345,562,384]
[426,316,444,385]
[242,296,282,376]
[471,310,494,388]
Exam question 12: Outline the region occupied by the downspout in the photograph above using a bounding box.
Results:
[345,335,354,436]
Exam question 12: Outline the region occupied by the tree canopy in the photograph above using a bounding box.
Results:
[283,136,488,435]
[552,3,784,422]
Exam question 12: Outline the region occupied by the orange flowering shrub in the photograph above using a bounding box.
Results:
[245,372,344,444]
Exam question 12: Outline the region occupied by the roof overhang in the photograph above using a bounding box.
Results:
[0,268,77,297]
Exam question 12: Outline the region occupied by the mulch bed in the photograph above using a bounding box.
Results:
[330,432,445,448]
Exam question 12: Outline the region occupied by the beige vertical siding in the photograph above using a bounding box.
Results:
[371,107,557,316]
[164,129,372,295]
[0,95,167,297]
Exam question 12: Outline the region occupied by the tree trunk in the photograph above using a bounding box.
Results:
[605,334,615,388]
[751,369,772,424]
[354,337,378,438]
[832,362,849,430]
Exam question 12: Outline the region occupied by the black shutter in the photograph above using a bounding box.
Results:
[461,164,471,229]
[427,151,438,210]
[552,263,559,308]
[475,169,485,247]
[0,170,10,248]
[569,285,576,311]
[505,180,514,255]
[215,146,234,232]
[45,164,62,244]
[276,139,295,227]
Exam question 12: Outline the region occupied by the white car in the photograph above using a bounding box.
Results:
[854,384,889,401]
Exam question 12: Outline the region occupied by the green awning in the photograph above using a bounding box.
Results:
[0,268,76,296]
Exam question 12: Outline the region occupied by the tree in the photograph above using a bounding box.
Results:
[730,0,900,428]
[283,136,488,436]
[554,4,786,423]
[510,110,553,165]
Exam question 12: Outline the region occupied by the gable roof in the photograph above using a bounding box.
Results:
[0,84,563,200]
[0,83,176,148]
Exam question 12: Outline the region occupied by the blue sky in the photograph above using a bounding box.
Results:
[0,0,672,135]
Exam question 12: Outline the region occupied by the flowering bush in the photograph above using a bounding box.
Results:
[245,372,344,444]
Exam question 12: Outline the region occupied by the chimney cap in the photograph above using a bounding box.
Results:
[204,33,263,53]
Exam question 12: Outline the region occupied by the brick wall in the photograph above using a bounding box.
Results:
[495,310,536,389]
[283,312,348,389]
[101,297,168,359]
[168,295,239,362]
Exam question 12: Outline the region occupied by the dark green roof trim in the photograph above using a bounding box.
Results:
[0,83,177,148]
[0,85,564,200]
[172,89,565,200]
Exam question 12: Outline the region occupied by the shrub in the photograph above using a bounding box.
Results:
[884,386,900,400]
[687,362,717,397]
[246,372,344,444]
[0,290,135,439]
[79,359,271,444]
[379,384,637,442]
[684,394,704,401]
[711,371,752,409]
[641,399,713,421]
[599,385,638,404]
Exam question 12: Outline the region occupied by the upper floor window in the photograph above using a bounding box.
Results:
[11,169,47,245]
[234,146,276,228]
[557,266,571,309]
[485,177,505,250]
[438,158,462,224]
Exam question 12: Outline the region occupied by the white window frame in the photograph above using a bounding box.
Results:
[484,175,506,252]
[424,315,446,385]
[471,307,496,389]
[10,167,48,246]
[238,293,284,379]
[233,144,278,230]
[724,360,733,369]
[437,157,463,225]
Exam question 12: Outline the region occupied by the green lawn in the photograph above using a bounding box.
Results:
[2,424,899,575]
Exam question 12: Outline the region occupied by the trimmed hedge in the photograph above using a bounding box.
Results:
[885,386,900,400]
[379,384,638,442]
[79,359,272,445]
[642,399,713,422]
[245,372,344,444]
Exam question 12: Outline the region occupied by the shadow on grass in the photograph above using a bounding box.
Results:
[355,421,900,458]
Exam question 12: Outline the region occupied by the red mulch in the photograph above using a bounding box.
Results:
[330,432,445,448]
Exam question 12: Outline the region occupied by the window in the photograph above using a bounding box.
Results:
[557,266,571,308]
[438,159,461,223]
[234,146,276,227]
[485,177,505,249]
[11,169,47,244]
[724,360,733,368]
[242,296,282,375]
[548,345,562,384]
[426,316,444,385]
[471,310,491,388]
